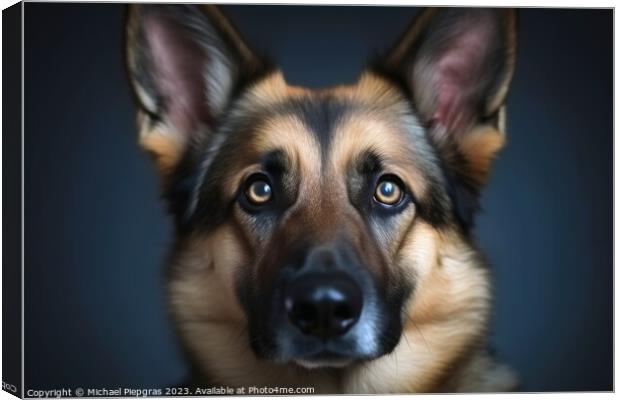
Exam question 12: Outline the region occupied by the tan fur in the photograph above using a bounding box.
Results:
[136,112,187,176]
[242,71,310,104]
[224,113,322,201]
[458,125,506,186]
[330,110,429,206]
[253,115,321,180]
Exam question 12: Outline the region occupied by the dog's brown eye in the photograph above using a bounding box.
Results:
[246,180,272,205]
[374,179,403,206]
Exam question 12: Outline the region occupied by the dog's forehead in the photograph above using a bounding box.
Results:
[229,72,440,198]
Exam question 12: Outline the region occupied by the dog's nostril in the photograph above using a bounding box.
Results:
[285,274,363,338]
[334,303,353,320]
[286,301,320,332]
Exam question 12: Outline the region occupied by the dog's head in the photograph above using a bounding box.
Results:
[126,5,516,374]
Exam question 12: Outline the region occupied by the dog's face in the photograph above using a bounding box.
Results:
[126,5,516,377]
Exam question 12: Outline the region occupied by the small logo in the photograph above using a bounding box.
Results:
[2,382,17,393]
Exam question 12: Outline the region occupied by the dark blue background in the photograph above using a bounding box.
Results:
[24,4,612,392]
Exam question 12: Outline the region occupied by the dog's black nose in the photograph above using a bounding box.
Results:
[285,274,363,338]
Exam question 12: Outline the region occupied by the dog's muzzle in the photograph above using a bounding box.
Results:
[245,241,403,368]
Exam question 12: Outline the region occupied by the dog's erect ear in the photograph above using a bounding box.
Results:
[378,8,517,188]
[126,5,266,175]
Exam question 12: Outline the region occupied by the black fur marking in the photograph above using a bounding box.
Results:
[274,96,353,161]
[421,176,462,229]
[347,150,382,215]
[261,149,288,177]
[165,153,203,230]
[356,151,383,176]
[441,162,481,232]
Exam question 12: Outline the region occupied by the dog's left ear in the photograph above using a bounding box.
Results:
[125,5,267,177]
[378,8,517,189]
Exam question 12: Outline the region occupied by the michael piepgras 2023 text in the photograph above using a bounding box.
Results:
[26,386,316,397]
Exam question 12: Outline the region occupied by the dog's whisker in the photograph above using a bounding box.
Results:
[406,314,430,352]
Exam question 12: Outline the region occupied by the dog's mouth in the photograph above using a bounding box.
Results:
[293,351,355,369]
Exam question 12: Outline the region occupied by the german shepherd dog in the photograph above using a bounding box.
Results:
[125,4,518,393]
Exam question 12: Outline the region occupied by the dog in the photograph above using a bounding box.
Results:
[125,4,518,393]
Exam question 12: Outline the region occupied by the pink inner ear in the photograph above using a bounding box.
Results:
[429,19,494,134]
[145,15,212,135]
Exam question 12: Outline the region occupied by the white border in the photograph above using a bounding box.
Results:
[0,1,616,400]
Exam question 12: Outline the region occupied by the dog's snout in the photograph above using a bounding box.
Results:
[285,274,363,338]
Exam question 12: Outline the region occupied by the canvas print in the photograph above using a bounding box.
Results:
[2,2,613,397]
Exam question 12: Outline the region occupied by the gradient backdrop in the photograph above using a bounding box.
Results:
[24,4,612,392]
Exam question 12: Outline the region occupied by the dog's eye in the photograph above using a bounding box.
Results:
[374,178,403,206]
[245,178,273,205]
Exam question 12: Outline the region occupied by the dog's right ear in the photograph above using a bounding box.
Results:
[373,8,517,228]
[125,5,266,176]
